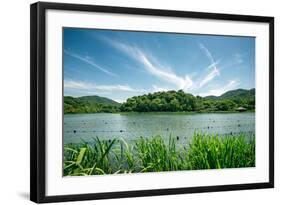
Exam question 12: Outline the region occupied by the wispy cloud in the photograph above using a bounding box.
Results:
[136,49,193,91]
[103,38,193,91]
[152,85,170,92]
[198,43,220,88]
[113,99,127,103]
[64,50,117,77]
[198,80,239,97]
[64,80,91,90]
[199,65,220,88]
[199,43,216,65]
[99,38,244,98]
[64,79,146,93]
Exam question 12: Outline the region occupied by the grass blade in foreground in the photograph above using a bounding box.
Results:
[63,133,255,176]
[186,133,255,169]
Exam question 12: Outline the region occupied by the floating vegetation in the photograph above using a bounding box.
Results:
[64,133,255,176]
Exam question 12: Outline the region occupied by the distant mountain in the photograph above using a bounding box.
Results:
[76,95,121,107]
[205,88,255,101]
[204,95,218,100]
[220,88,255,99]
[64,96,120,114]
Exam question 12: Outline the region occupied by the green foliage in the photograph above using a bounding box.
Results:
[135,135,180,172]
[64,133,255,176]
[64,138,117,176]
[64,88,255,113]
[186,133,255,169]
[64,96,120,114]
[120,89,255,112]
[206,88,255,110]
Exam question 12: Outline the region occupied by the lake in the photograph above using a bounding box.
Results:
[64,112,255,145]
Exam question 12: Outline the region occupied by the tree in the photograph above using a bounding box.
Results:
[170,98,180,111]
[65,88,255,113]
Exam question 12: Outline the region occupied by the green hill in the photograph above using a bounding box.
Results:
[64,88,255,113]
[205,88,255,100]
[64,96,120,114]
[220,88,255,100]
[205,88,255,109]
[120,88,255,112]
[77,95,120,107]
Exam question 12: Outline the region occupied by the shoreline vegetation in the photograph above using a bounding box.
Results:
[64,133,255,176]
[64,88,255,114]
[64,110,255,115]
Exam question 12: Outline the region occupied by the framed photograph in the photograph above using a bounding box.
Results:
[30,2,274,203]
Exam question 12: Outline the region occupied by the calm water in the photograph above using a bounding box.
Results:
[64,112,255,145]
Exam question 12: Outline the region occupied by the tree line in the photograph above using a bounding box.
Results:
[119,89,255,112]
[64,89,255,114]
[64,96,120,114]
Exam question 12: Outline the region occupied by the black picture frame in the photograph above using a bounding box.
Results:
[30,1,274,203]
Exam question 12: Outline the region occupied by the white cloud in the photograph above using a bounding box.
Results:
[64,50,117,77]
[136,49,193,91]
[199,65,220,88]
[103,38,193,91]
[198,43,220,88]
[199,80,239,97]
[64,80,91,90]
[99,38,244,99]
[64,80,146,93]
[95,84,135,92]
[113,99,126,103]
[199,43,216,64]
[152,85,170,92]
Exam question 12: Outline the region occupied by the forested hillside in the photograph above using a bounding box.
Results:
[120,89,255,112]
[64,89,255,113]
[64,96,120,113]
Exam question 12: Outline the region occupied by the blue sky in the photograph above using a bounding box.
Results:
[64,28,255,103]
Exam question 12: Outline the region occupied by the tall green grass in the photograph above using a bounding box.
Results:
[64,133,255,176]
[185,133,255,169]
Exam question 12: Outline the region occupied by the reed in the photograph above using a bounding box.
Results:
[185,133,255,169]
[64,133,255,176]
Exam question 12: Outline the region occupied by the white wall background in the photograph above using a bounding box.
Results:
[0,0,279,204]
